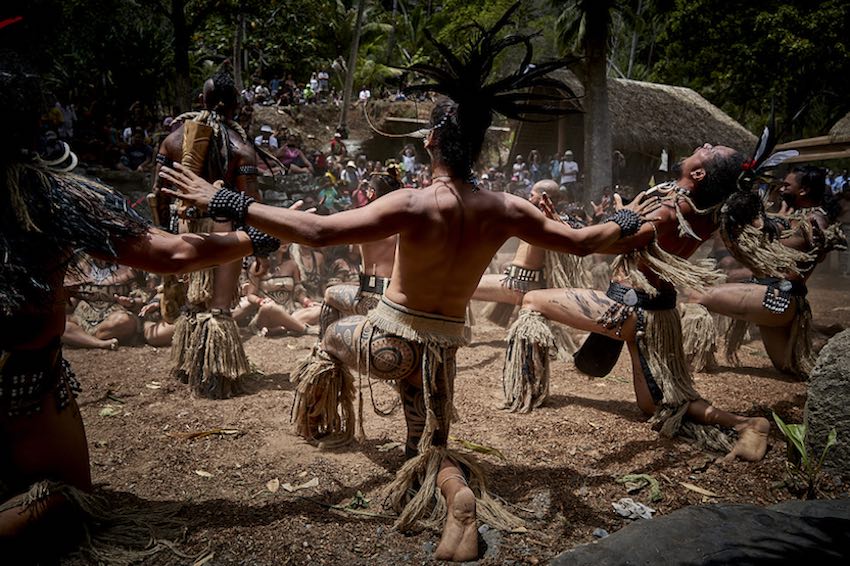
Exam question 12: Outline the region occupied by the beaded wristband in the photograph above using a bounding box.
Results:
[208,187,255,225]
[608,209,643,237]
[245,225,280,257]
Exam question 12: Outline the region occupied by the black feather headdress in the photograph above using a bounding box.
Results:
[723,108,799,240]
[404,2,580,139]
[736,106,799,192]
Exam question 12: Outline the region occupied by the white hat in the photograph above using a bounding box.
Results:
[564,149,573,157]
[260,125,273,133]
[346,160,356,168]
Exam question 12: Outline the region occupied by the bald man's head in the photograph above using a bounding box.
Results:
[529,179,559,206]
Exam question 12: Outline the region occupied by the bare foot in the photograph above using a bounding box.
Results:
[434,470,479,562]
[724,417,770,462]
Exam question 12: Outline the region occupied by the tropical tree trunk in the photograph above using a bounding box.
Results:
[582,5,613,201]
[171,0,192,112]
[338,0,367,134]
[233,12,244,92]
[385,0,398,64]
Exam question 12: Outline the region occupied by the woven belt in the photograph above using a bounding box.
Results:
[359,274,391,295]
[605,281,677,311]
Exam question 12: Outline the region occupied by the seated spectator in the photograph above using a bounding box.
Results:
[278,133,314,175]
[118,127,153,172]
[254,124,279,149]
[254,81,271,104]
[317,177,340,213]
[329,131,347,157]
[63,259,144,348]
[303,83,316,104]
[358,86,371,106]
[341,160,359,190]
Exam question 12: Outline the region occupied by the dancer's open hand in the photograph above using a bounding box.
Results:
[538,193,560,222]
[159,163,218,210]
[617,191,663,220]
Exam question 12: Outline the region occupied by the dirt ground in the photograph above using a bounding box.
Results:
[64,272,850,565]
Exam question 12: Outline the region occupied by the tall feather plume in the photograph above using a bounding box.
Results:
[403,2,581,126]
[737,102,784,191]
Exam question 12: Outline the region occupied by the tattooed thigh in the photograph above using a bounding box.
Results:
[353,293,379,316]
[322,315,366,367]
[323,284,359,316]
[358,325,422,381]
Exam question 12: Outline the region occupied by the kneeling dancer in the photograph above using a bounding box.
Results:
[507,141,770,461]
[160,6,658,559]
[694,165,847,377]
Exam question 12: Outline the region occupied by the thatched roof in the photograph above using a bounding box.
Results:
[828,110,850,142]
[607,79,756,155]
[547,72,756,155]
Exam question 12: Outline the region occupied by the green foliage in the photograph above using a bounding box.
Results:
[652,0,850,138]
[616,473,662,502]
[14,0,848,139]
[772,412,837,499]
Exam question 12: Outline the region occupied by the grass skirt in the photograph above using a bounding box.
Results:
[502,310,553,413]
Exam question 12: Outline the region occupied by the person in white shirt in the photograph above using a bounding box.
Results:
[559,149,579,200]
[358,87,371,105]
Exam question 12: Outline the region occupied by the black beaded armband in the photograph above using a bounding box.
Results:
[208,188,255,224]
[608,209,643,237]
[245,225,280,257]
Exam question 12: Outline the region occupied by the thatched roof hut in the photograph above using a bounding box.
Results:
[511,75,756,189]
[606,79,756,155]
[828,110,850,142]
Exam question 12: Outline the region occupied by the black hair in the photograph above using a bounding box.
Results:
[428,97,491,179]
[404,2,579,184]
[369,164,403,197]
[692,150,746,209]
[790,165,840,220]
[204,71,238,112]
[790,165,826,202]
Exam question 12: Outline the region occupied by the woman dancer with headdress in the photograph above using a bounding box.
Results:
[162,4,658,560]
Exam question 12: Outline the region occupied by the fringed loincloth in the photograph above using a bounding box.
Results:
[601,282,735,454]
[725,277,813,377]
[0,480,193,564]
[678,303,718,373]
